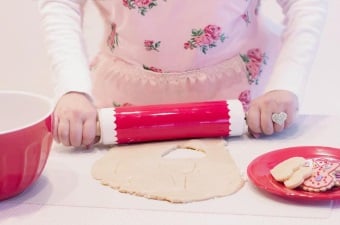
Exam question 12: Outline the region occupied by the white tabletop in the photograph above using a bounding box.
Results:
[1,115,340,225]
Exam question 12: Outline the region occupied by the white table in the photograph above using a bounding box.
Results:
[1,115,339,225]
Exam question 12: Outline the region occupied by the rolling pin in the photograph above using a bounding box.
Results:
[96,99,246,145]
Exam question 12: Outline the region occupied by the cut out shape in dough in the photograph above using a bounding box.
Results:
[92,138,245,203]
[161,146,206,159]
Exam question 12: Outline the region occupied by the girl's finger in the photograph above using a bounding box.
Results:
[246,105,261,135]
[69,119,83,147]
[58,119,71,146]
[82,119,97,146]
[52,113,60,143]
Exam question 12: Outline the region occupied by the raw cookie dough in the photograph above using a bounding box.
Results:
[92,138,245,203]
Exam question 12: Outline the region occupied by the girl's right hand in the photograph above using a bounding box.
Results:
[53,92,98,147]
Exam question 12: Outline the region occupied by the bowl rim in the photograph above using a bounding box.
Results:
[0,90,54,135]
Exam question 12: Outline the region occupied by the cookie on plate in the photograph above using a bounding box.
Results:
[300,158,340,192]
[335,169,340,186]
[283,162,313,189]
[270,157,307,182]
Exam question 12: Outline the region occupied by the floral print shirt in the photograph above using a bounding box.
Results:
[99,0,262,73]
[38,0,327,102]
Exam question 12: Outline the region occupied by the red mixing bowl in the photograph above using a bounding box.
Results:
[0,91,54,200]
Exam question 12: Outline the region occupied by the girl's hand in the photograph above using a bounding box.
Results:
[53,92,97,147]
[246,90,299,137]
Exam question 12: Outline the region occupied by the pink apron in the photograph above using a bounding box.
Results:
[90,0,281,110]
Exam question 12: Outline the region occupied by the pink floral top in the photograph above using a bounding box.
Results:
[38,0,327,104]
[100,0,262,73]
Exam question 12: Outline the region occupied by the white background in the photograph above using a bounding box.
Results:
[0,0,339,114]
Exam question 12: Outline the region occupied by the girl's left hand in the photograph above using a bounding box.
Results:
[246,90,299,137]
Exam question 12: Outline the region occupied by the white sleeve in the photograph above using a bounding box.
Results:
[38,0,92,101]
[265,0,328,102]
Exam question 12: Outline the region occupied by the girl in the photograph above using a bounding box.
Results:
[38,0,327,147]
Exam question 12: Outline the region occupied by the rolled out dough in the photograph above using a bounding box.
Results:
[92,138,244,203]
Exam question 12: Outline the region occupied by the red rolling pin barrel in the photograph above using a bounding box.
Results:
[97,99,246,145]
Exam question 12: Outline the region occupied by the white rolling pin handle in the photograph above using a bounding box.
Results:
[97,107,118,145]
[228,100,247,136]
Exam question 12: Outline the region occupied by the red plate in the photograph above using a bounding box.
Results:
[247,146,340,201]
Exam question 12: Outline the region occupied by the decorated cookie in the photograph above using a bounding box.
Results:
[270,157,307,182]
[301,158,340,192]
[335,169,340,186]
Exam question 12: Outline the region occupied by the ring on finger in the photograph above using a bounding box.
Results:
[271,112,287,126]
